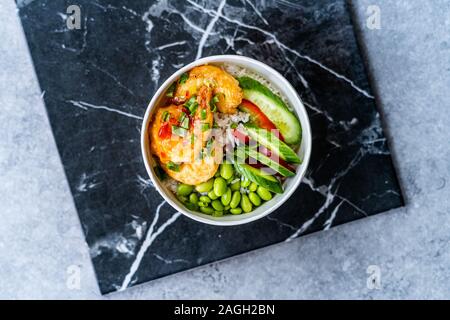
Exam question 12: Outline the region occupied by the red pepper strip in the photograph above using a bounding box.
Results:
[158,121,172,139]
[239,99,285,141]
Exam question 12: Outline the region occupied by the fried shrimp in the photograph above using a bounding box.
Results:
[175,65,243,114]
[150,85,219,185]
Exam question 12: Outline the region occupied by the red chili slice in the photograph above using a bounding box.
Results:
[158,121,172,139]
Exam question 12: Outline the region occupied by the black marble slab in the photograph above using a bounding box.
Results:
[18,0,403,294]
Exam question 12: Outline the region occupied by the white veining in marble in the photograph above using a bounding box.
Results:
[1,0,450,299]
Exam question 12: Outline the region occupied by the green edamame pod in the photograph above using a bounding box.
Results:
[207,190,219,200]
[230,180,241,191]
[221,188,232,206]
[220,162,234,180]
[213,177,227,196]
[230,191,241,209]
[249,192,262,206]
[189,193,199,204]
[199,195,211,203]
[211,199,224,211]
[240,194,253,213]
[200,206,214,214]
[195,179,214,193]
[249,182,258,192]
[230,208,242,215]
[177,183,194,196]
[256,186,272,201]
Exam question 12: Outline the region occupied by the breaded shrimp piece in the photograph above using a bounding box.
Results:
[150,86,219,185]
[175,65,243,114]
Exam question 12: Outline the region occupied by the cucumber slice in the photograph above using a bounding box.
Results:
[233,162,283,194]
[238,76,302,145]
[244,124,301,164]
[235,146,295,177]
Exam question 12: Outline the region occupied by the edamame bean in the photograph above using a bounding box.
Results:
[189,193,199,204]
[199,195,211,203]
[212,211,223,217]
[198,201,208,207]
[224,205,230,211]
[230,191,241,209]
[230,180,241,191]
[184,202,198,211]
[249,182,258,192]
[249,192,262,206]
[177,195,188,203]
[211,199,224,211]
[220,162,234,180]
[227,176,235,184]
[230,208,242,215]
[195,179,214,193]
[241,177,251,188]
[240,194,253,213]
[200,206,214,214]
[207,190,219,200]
[221,188,232,206]
[256,186,272,201]
[177,183,194,196]
[213,177,227,196]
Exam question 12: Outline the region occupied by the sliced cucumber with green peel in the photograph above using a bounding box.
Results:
[238,76,302,145]
[244,124,301,164]
[235,146,295,177]
[233,162,283,194]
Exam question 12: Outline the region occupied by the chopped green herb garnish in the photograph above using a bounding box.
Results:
[230,123,238,129]
[189,102,198,114]
[201,123,210,132]
[162,111,170,122]
[166,161,180,172]
[171,125,188,137]
[181,116,190,129]
[184,96,198,114]
[190,134,195,145]
[179,73,189,84]
[178,112,186,122]
[154,163,167,180]
[210,93,220,112]
[200,109,207,120]
[166,82,176,98]
[212,122,219,129]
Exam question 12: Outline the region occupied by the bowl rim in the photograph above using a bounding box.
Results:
[140,55,312,226]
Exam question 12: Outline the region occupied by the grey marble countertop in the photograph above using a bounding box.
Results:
[1,0,449,299]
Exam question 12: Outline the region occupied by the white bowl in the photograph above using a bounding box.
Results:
[141,55,312,226]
